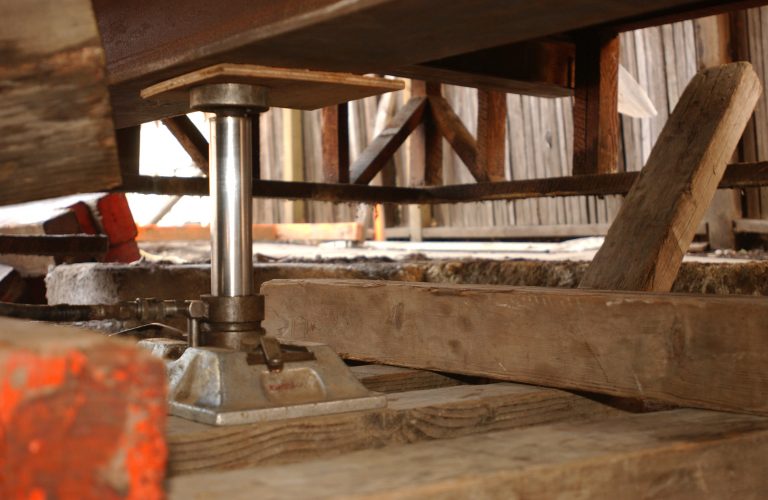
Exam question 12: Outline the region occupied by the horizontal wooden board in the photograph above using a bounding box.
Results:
[264,279,768,415]
[0,0,120,205]
[166,382,621,476]
[170,409,768,499]
[141,64,404,112]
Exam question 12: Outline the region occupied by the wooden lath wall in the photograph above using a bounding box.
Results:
[249,10,768,233]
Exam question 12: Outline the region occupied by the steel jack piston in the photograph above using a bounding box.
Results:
[139,82,385,425]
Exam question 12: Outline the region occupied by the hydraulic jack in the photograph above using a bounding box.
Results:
[137,65,403,425]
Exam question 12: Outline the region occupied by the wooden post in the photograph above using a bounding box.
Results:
[729,10,762,222]
[477,90,508,182]
[281,109,305,223]
[321,103,350,183]
[252,115,261,180]
[407,81,441,241]
[694,14,742,249]
[115,126,141,177]
[572,31,620,176]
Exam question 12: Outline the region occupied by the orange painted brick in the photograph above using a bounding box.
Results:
[96,194,138,246]
[104,240,141,264]
[0,319,167,499]
[69,201,99,236]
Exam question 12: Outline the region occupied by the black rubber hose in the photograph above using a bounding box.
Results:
[0,301,138,322]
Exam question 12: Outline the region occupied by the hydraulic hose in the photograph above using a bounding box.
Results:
[0,298,186,322]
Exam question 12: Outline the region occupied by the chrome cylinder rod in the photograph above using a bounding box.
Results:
[209,114,253,297]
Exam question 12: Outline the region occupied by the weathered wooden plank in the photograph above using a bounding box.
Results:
[264,279,768,415]
[170,409,768,499]
[320,104,350,183]
[350,98,426,185]
[573,31,620,175]
[166,382,621,476]
[580,63,761,292]
[117,161,768,204]
[0,0,120,206]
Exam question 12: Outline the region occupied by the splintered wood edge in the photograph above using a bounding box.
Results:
[140,64,405,101]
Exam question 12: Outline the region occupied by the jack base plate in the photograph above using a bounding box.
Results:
[139,338,386,426]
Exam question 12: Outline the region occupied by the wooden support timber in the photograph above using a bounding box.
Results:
[162,116,210,174]
[264,279,768,416]
[350,98,426,185]
[580,63,761,292]
[0,0,121,206]
[428,96,486,182]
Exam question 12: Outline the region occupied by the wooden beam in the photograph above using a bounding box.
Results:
[0,235,109,258]
[320,104,350,183]
[116,161,768,205]
[350,97,426,185]
[393,38,575,98]
[0,0,120,206]
[428,96,487,182]
[162,116,210,174]
[97,0,759,128]
[476,90,508,181]
[170,409,768,498]
[572,31,620,175]
[580,63,761,292]
[165,382,621,476]
[264,279,768,416]
[378,223,612,240]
